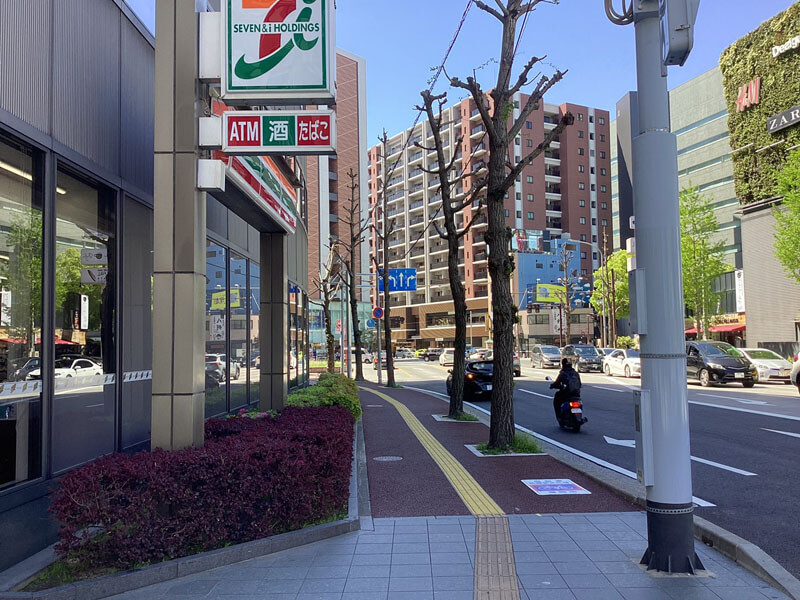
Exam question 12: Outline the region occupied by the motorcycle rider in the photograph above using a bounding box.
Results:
[549,358,582,418]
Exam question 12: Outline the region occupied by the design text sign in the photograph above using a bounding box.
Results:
[767,105,800,134]
[222,0,335,104]
[522,479,591,496]
[223,110,336,155]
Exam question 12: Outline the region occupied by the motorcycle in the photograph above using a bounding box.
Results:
[545,376,587,432]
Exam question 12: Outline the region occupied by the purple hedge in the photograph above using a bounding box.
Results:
[50,406,353,569]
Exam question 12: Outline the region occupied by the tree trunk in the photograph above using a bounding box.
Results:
[381,189,396,387]
[323,286,335,374]
[349,247,365,381]
[447,237,467,418]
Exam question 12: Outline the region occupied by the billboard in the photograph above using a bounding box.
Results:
[222,0,335,104]
[536,283,566,304]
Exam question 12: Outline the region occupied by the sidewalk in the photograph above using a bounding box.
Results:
[107,383,790,600]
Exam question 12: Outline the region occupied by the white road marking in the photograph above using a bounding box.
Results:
[697,393,771,406]
[761,428,800,439]
[603,436,757,476]
[602,376,639,389]
[593,385,626,393]
[688,401,800,422]
[519,388,552,399]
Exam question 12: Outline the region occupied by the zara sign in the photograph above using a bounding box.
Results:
[767,105,800,134]
[221,0,335,104]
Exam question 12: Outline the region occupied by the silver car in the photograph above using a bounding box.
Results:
[791,355,799,394]
[740,348,793,384]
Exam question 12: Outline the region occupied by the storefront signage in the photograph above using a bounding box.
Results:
[735,77,760,113]
[772,35,800,58]
[210,289,242,310]
[80,268,107,285]
[735,270,745,313]
[222,110,336,155]
[767,105,800,134]
[80,248,107,265]
[222,0,335,104]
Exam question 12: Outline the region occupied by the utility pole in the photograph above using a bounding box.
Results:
[606,0,702,574]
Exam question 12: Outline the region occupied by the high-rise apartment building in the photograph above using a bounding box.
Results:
[368,95,612,349]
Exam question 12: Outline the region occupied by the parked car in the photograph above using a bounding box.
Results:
[439,348,456,366]
[739,348,793,384]
[790,355,799,394]
[350,348,373,364]
[600,348,616,356]
[12,357,41,381]
[469,348,489,360]
[421,348,443,362]
[373,351,393,370]
[482,350,521,376]
[603,348,641,378]
[205,354,240,382]
[396,348,414,359]
[414,349,426,358]
[530,344,562,369]
[562,344,604,372]
[28,356,103,380]
[686,341,757,388]
[446,360,494,402]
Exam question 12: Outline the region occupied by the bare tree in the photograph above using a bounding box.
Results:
[373,131,397,387]
[448,0,572,448]
[337,169,372,381]
[310,237,341,374]
[416,90,486,418]
[553,242,581,345]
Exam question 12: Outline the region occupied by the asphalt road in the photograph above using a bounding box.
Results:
[361,358,800,578]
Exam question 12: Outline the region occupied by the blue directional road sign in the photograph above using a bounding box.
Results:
[367,318,376,328]
[378,268,418,292]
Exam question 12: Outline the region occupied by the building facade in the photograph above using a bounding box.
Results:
[368,96,611,350]
[0,0,311,569]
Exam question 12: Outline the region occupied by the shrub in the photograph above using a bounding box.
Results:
[50,406,353,570]
[286,373,361,421]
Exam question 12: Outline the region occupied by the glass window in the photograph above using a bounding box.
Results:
[121,197,153,450]
[578,130,584,138]
[249,262,260,406]
[52,169,116,474]
[0,135,42,490]
[229,252,247,410]
[205,241,227,417]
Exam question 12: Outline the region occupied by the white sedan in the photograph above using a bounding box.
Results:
[603,349,641,378]
[28,357,103,379]
[740,348,793,384]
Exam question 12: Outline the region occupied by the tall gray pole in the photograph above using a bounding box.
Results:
[631,0,702,574]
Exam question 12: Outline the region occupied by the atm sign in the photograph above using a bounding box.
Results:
[222,110,336,155]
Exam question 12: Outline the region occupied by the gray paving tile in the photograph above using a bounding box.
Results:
[427,524,463,534]
[596,561,646,575]
[433,591,474,600]
[294,593,343,600]
[563,524,602,533]
[430,552,471,565]
[540,541,583,552]
[393,533,428,544]
[515,561,560,575]
[570,530,616,541]
[214,578,304,594]
[513,541,544,552]
[585,549,633,562]
[391,553,431,565]
[711,588,772,600]
[348,564,391,578]
[357,533,394,544]
[167,579,218,594]
[299,578,347,593]
[536,532,575,542]
[306,566,351,579]
[351,553,392,565]
[429,533,464,543]
[703,569,749,588]
[342,593,389,600]
[311,555,354,567]
[393,525,427,534]
[343,577,390,593]
[522,589,579,599]
[393,542,429,554]
[604,572,661,588]
[391,563,433,578]
[355,542,392,554]
[663,586,723,600]
[389,576,434,591]
[618,589,674,600]
[432,576,473,591]
[518,573,568,589]
[429,563,473,577]
[547,550,590,562]
[388,592,433,600]
[606,531,648,541]
[572,588,625,600]
[562,573,614,588]
[515,551,551,562]
[511,531,537,542]
[554,561,602,575]
[429,541,469,553]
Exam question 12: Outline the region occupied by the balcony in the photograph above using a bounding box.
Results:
[410,246,425,258]
[409,168,424,180]
[471,143,487,158]
[473,252,487,263]
[389,238,404,247]
[411,295,426,305]
[408,152,423,164]
[409,216,425,227]
[470,125,485,140]
[545,191,562,202]
[409,200,424,211]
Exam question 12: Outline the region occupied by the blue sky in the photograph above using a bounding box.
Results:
[126,0,795,142]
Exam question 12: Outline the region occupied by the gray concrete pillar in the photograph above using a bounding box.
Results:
[260,232,289,411]
[151,0,207,450]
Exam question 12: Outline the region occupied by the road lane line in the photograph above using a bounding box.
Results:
[697,393,771,406]
[593,385,627,393]
[687,401,800,422]
[360,386,503,516]
[519,389,552,399]
[688,456,757,476]
[762,428,800,439]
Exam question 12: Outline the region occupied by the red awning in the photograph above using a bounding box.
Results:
[684,328,697,334]
[709,324,746,333]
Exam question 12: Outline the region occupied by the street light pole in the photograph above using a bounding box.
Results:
[624,0,702,574]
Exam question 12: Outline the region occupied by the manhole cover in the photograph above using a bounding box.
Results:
[373,456,403,462]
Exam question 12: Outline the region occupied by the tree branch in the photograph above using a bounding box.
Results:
[509,54,545,96]
[502,112,573,190]
[432,219,449,240]
[509,69,567,141]
[474,0,505,21]
[449,76,498,144]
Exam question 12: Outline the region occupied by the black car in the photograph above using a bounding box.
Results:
[562,344,603,372]
[686,341,757,388]
[446,360,494,401]
[422,348,443,362]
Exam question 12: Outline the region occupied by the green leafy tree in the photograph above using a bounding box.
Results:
[774,149,800,284]
[680,186,727,339]
[590,249,630,341]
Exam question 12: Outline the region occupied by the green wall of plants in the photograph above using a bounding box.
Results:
[720,2,800,204]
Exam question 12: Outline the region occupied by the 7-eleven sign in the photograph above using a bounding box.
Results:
[221,109,336,155]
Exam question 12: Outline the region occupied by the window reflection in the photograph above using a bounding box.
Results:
[0,135,42,490]
[205,241,227,417]
[248,263,260,406]
[288,284,308,389]
[229,252,247,410]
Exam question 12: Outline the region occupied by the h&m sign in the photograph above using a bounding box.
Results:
[767,105,800,134]
[735,77,760,113]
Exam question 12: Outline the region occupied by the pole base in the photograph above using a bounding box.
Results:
[640,501,705,574]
